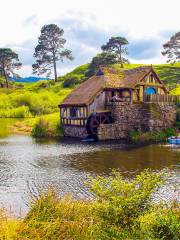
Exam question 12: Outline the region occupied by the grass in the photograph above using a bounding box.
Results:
[0,63,180,138]
[0,80,72,118]
[0,63,179,119]
[12,112,60,136]
[128,127,177,143]
[0,170,179,240]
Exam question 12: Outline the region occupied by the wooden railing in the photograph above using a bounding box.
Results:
[144,94,180,103]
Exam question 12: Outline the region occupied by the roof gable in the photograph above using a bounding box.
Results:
[60,66,167,106]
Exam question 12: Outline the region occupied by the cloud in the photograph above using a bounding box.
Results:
[0,0,179,76]
[129,38,161,60]
[24,15,37,25]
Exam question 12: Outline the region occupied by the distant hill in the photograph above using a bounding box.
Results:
[10,76,49,83]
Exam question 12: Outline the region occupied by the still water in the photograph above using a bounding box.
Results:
[0,119,179,216]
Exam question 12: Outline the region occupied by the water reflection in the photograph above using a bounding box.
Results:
[0,134,179,216]
[0,119,15,137]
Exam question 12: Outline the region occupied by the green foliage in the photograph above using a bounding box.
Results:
[32,24,73,81]
[0,48,22,88]
[63,76,79,87]
[88,169,165,228]
[128,128,177,143]
[101,36,129,68]
[0,76,5,84]
[59,64,89,85]
[0,106,32,118]
[171,84,180,94]
[31,118,49,138]
[67,63,89,76]
[86,52,119,77]
[1,170,178,240]
[30,113,63,138]
[162,32,180,64]
[137,204,180,240]
[0,81,72,117]
[155,64,180,89]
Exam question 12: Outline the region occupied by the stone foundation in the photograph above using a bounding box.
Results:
[64,126,88,138]
[98,123,129,140]
[98,102,177,140]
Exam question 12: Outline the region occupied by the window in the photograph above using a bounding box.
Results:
[145,87,156,95]
[70,107,78,118]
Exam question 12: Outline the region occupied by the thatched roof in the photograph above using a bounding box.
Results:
[59,66,166,106]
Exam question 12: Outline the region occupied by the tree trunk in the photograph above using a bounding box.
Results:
[119,45,123,68]
[53,56,58,82]
[3,67,8,88]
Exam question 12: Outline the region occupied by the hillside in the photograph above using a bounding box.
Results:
[58,62,180,89]
[0,63,180,118]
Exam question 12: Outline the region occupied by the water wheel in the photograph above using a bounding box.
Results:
[86,112,112,136]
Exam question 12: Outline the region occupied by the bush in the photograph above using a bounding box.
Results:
[137,204,180,240]
[30,113,63,138]
[0,170,179,240]
[128,127,177,143]
[0,81,72,117]
[63,77,78,88]
[0,106,32,118]
[88,169,165,228]
[31,118,49,138]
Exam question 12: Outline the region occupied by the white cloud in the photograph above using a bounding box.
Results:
[0,0,179,76]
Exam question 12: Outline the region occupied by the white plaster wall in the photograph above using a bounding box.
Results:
[89,91,106,113]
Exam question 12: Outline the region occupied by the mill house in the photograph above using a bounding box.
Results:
[59,66,177,140]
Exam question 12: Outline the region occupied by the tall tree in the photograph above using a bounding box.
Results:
[0,48,22,88]
[162,32,180,63]
[101,37,129,68]
[32,24,73,82]
[86,52,118,77]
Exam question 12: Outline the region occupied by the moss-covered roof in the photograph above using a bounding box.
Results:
[60,66,166,106]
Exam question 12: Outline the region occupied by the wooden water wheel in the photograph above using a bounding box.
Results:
[86,112,112,136]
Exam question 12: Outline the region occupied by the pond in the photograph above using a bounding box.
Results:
[0,119,179,216]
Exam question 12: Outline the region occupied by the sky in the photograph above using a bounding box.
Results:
[0,0,179,77]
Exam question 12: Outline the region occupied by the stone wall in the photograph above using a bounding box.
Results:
[98,102,177,140]
[64,126,88,138]
[98,123,128,140]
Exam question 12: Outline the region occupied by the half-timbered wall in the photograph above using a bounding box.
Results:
[60,106,88,126]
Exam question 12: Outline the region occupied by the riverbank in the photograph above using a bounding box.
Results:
[0,170,179,240]
[7,112,61,137]
[5,116,180,143]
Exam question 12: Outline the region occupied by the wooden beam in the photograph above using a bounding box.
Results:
[129,89,133,104]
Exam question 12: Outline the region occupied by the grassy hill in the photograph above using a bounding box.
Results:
[0,63,179,136]
[58,62,180,89]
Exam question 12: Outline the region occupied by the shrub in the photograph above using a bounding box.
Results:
[17,190,96,240]
[88,169,165,228]
[30,113,63,138]
[31,118,49,138]
[1,170,179,240]
[128,127,177,143]
[137,204,180,240]
[0,106,32,118]
[63,77,78,88]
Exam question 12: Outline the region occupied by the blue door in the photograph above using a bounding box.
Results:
[145,87,156,95]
